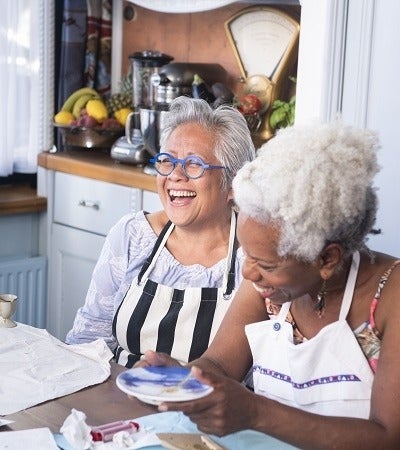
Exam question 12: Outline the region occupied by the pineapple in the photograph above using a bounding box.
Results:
[106,72,133,116]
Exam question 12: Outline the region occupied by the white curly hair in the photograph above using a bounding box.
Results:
[233,121,381,262]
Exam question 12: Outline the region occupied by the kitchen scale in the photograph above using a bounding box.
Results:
[225,6,300,140]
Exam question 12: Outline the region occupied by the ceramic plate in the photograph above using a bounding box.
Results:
[116,366,213,405]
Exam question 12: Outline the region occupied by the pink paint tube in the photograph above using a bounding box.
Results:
[90,420,140,442]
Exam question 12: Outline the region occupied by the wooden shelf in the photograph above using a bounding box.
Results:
[0,184,47,216]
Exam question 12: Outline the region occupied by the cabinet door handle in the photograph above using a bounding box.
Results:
[78,199,100,210]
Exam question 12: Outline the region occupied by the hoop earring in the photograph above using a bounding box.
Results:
[314,279,327,318]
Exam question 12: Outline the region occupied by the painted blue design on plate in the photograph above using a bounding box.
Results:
[117,366,210,398]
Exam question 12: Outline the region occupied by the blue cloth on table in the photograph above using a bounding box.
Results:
[54,411,299,449]
[135,411,298,449]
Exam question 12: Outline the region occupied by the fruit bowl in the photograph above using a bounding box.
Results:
[54,124,124,151]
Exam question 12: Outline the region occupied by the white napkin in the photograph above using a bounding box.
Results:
[59,408,160,450]
[0,428,59,450]
[60,408,93,450]
[0,323,113,415]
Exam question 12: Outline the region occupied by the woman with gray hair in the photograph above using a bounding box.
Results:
[142,121,400,448]
[66,96,256,368]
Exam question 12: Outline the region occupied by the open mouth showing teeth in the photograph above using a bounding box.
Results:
[168,189,197,201]
[253,283,274,297]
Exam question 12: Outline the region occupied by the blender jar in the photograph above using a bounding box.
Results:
[129,50,173,108]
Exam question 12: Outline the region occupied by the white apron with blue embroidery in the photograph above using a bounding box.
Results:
[245,251,374,418]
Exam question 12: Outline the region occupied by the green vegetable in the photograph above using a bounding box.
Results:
[269,96,296,130]
[269,76,297,130]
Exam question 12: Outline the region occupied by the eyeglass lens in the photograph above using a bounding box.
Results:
[155,155,206,179]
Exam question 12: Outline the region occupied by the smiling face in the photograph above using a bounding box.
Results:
[237,212,321,306]
[156,122,232,228]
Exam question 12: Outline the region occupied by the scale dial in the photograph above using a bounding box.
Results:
[225,7,300,81]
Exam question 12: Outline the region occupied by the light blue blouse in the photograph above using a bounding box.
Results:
[65,210,244,351]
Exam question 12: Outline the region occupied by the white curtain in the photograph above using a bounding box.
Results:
[0,0,54,176]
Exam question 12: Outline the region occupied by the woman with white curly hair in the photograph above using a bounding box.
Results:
[139,121,400,448]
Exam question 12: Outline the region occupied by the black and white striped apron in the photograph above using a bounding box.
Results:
[113,209,238,368]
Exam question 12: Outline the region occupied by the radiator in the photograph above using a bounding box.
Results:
[0,256,47,328]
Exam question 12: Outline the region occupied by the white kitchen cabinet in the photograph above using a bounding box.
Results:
[142,189,163,213]
[46,172,143,340]
[47,223,105,340]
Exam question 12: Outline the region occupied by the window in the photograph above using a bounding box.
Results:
[0,0,54,176]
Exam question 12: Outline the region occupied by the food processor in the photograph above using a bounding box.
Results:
[110,111,150,166]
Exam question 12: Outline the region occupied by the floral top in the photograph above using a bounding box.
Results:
[265,260,400,373]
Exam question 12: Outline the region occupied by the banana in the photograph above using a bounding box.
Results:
[61,87,99,113]
[72,93,97,118]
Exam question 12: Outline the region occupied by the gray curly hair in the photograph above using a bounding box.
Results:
[233,121,380,262]
[160,96,256,191]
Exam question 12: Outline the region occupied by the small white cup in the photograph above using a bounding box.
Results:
[0,294,18,328]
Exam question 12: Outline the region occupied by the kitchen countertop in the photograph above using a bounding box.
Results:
[38,150,158,192]
[0,184,47,216]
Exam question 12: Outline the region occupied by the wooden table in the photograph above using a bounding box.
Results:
[3,363,157,433]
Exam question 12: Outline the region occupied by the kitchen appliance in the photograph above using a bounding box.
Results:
[111,111,150,166]
[139,108,170,156]
[128,50,173,160]
[156,62,228,104]
[129,50,173,108]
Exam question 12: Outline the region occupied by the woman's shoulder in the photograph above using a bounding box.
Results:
[105,210,160,252]
[369,252,400,291]
[108,210,150,234]
[108,210,167,234]
[145,210,170,235]
[366,251,400,331]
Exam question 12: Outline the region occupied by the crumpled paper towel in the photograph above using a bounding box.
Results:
[60,409,160,450]
[60,409,93,450]
[0,323,113,415]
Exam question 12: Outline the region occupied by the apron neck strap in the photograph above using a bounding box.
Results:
[137,221,174,282]
[338,251,360,320]
[222,209,238,299]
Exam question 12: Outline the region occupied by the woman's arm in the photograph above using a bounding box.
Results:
[189,278,269,380]
[137,278,268,375]
[160,274,400,449]
[161,365,398,449]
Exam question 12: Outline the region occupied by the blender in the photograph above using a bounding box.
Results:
[111,51,173,166]
[129,51,173,172]
[130,50,174,109]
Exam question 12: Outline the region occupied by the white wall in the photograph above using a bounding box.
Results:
[297,0,399,255]
[342,0,400,254]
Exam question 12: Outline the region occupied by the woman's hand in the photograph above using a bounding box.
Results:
[133,349,183,368]
[158,365,258,436]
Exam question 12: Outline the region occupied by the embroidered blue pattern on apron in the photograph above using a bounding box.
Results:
[245,251,374,418]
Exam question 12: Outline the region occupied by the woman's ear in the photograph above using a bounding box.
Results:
[227,187,234,203]
[318,244,344,278]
